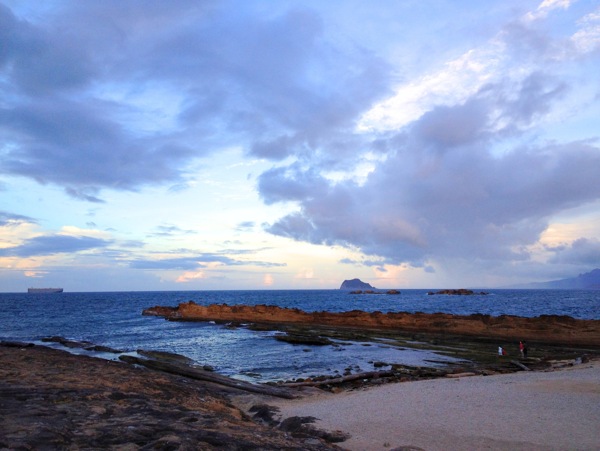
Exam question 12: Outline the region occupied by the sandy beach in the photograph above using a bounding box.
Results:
[267,360,600,451]
[2,341,599,450]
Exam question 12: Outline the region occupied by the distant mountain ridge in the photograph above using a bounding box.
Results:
[523,268,600,289]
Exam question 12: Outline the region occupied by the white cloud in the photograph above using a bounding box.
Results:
[571,7,600,54]
[358,44,504,132]
[524,0,573,22]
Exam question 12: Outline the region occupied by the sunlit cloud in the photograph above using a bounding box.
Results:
[263,273,274,286]
[294,268,314,279]
[358,44,503,132]
[176,271,206,283]
[24,270,47,278]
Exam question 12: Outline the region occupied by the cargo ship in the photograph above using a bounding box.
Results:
[27,288,64,293]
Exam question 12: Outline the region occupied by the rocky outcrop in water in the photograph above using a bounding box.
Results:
[143,302,600,346]
[427,289,488,295]
[340,278,375,290]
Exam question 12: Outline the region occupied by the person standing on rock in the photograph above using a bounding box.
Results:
[522,341,528,358]
[519,341,525,358]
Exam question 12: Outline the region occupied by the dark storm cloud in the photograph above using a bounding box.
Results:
[0,1,390,200]
[0,234,111,257]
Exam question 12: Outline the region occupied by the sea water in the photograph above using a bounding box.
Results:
[0,289,598,381]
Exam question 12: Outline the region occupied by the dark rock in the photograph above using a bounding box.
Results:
[428,289,488,295]
[274,333,334,346]
[85,345,121,353]
[1,341,35,348]
[0,346,336,450]
[137,349,196,365]
[279,416,350,443]
[249,404,280,426]
[340,278,376,290]
[373,361,389,368]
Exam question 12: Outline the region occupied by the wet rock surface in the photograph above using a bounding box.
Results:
[0,344,339,450]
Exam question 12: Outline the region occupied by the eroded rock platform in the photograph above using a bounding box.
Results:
[144,302,600,346]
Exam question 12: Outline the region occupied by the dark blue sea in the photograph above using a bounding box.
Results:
[1,289,598,382]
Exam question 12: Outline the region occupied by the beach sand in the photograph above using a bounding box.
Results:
[267,361,600,451]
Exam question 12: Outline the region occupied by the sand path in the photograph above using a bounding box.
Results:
[269,362,600,451]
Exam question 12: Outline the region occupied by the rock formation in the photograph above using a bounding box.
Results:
[340,278,375,290]
[0,344,337,450]
[427,289,488,295]
[143,302,600,347]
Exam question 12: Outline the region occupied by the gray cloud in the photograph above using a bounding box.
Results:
[1,98,195,198]
[548,238,600,266]
[0,234,112,257]
[0,1,390,201]
[263,71,600,267]
[129,253,286,270]
[129,255,234,270]
[152,225,197,237]
[0,210,35,226]
[235,221,255,231]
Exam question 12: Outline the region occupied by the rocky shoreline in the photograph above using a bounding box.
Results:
[0,342,341,450]
[140,302,600,391]
[2,338,597,450]
[3,304,599,449]
[143,301,600,346]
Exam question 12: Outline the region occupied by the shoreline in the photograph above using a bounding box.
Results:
[259,358,600,451]
[2,340,598,450]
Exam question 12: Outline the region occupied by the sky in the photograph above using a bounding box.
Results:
[1,0,600,292]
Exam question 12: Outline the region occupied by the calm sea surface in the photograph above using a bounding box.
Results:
[1,289,598,381]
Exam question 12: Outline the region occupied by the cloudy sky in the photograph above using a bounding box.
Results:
[1,0,599,292]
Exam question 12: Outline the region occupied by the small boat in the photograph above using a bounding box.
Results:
[27,288,64,293]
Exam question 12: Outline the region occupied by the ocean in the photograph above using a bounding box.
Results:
[1,289,598,382]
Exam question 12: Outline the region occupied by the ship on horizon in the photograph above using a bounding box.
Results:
[27,288,64,293]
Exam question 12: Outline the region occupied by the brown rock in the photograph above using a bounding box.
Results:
[143,302,600,346]
[0,345,338,450]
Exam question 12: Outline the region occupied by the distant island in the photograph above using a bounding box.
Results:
[27,288,63,294]
[521,268,600,289]
[340,278,375,290]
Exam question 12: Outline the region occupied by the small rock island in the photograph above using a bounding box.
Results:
[340,278,375,290]
[428,289,489,296]
[340,278,399,295]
